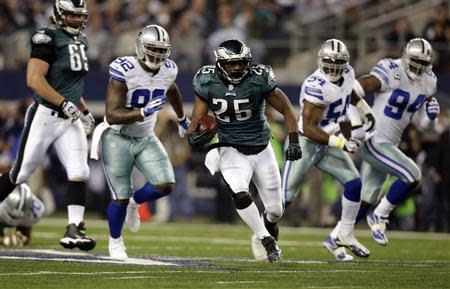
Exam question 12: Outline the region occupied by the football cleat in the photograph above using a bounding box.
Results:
[367,211,389,246]
[263,213,279,240]
[323,235,353,261]
[261,236,281,262]
[109,236,128,259]
[125,197,140,233]
[59,222,96,251]
[335,232,370,258]
[251,234,268,261]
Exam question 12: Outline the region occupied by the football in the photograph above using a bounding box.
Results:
[197,114,218,134]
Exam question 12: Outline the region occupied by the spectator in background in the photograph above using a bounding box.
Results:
[385,18,415,59]
[85,9,112,70]
[423,3,450,73]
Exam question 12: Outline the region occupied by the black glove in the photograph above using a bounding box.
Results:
[285,132,302,161]
[364,113,376,134]
[188,129,215,147]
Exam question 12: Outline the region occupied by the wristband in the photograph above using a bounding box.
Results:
[328,135,344,148]
[83,110,90,116]
[288,132,299,144]
[178,115,186,122]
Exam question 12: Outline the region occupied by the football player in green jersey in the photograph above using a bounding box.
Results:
[187,39,302,262]
[0,0,95,251]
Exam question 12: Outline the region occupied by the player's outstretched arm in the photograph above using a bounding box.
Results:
[105,79,143,125]
[265,88,302,160]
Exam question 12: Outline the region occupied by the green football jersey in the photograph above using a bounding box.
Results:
[193,64,277,146]
[30,27,89,110]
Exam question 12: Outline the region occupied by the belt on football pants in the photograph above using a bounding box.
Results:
[50,110,69,119]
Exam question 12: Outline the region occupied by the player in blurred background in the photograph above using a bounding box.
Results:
[0,0,96,251]
[90,24,190,259]
[352,38,440,246]
[281,39,375,261]
[187,39,302,262]
[0,184,45,247]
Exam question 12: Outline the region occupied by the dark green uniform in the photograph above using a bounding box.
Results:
[30,27,89,110]
[193,64,276,146]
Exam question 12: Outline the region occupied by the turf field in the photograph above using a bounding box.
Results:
[0,217,449,289]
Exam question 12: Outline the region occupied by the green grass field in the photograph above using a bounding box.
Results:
[1,217,449,289]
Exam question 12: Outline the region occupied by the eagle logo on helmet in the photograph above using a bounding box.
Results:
[215,39,252,84]
[52,0,88,36]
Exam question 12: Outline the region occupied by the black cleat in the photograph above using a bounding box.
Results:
[60,222,96,251]
[261,236,281,262]
[264,213,279,240]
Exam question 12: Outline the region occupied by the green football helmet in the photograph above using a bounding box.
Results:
[214,39,252,84]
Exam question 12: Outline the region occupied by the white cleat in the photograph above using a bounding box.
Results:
[323,235,354,261]
[366,211,389,246]
[108,236,128,260]
[335,232,370,258]
[251,234,268,261]
[125,197,140,233]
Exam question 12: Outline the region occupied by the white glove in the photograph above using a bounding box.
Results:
[426,97,440,120]
[329,134,360,153]
[178,116,191,138]
[80,110,95,135]
[60,100,81,121]
[351,126,366,141]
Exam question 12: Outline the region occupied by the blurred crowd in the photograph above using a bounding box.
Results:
[0,0,449,232]
[1,0,450,72]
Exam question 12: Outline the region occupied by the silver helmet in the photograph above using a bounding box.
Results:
[0,184,33,225]
[402,38,433,80]
[135,25,171,70]
[214,39,252,84]
[52,0,88,36]
[318,39,350,82]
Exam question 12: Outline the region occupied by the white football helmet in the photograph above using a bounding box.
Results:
[52,0,88,36]
[402,38,433,80]
[135,25,171,70]
[0,184,33,225]
[214,39,252,84]
[318,39,350,82]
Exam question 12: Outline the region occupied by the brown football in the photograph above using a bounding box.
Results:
[198,114,218,134]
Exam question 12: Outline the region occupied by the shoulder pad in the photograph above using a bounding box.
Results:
[370,58,400,88]
[193,66,216,99]
[424,70,437,96]
[31,28,55,45]
[249,64,277,88]
[108,57,135,83]
[163,58,178,71]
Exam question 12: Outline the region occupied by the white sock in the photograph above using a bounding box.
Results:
[330,221,341,239]
[374,197,394,218]
[68,205,85,226]
[340,197,360,234]
[236,202,269,239]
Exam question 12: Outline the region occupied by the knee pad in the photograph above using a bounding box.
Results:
[343,178,362,202]
[265,203,284,222]
[232,192,253,210]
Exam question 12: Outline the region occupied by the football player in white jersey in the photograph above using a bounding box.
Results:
[0,184,45,247]
[349,38,439,246]
[281,39,375,261]
[90,25,190,259]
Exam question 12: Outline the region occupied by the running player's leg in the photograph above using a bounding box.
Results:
[100,129,135,257]
[318,148,370,259]
[54,119,95,251]
[1,103,58,200]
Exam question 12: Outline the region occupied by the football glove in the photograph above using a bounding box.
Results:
[80,110,95,135]
[141,94,167,117]
[329,134,360,153]
[364,113,376,134]
[188,129,215,147]
[178,115,191,138]
[351,125,366,142]
[60,100,81,121]
[426,97,440,120]
[285,132,302,161]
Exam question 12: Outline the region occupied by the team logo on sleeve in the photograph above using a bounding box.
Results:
[32,32,52,44]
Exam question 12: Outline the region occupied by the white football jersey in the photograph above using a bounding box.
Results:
[108,56,178,137]
[298,65,356,134]
[370,58,437,145]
